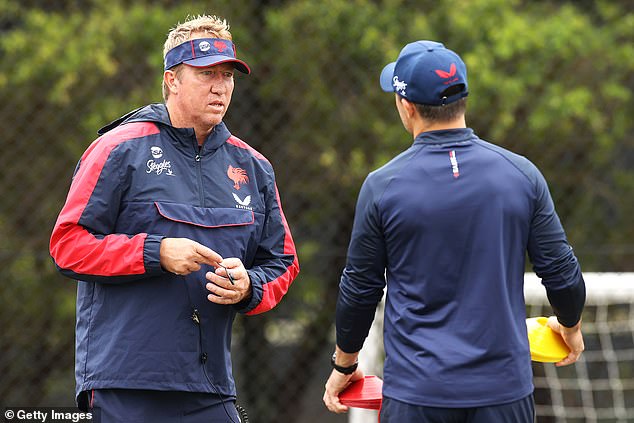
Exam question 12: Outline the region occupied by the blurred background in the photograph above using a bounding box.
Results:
[0,0,632,422]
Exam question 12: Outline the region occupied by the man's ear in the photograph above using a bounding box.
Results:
[400,97,418,119]
[164,70,178,95]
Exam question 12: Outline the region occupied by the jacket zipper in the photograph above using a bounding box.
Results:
[194,146,205,207]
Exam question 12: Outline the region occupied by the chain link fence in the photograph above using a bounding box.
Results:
[1,1,632,422]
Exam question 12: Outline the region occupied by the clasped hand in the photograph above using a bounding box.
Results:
[159,238,252,305]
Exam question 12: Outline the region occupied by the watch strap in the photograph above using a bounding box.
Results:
[331,352,358,375]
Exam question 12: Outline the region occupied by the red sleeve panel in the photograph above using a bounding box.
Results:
[50,122,160,278]
[246,185,300,315]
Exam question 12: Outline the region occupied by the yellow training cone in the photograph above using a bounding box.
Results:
[526,317,570,362]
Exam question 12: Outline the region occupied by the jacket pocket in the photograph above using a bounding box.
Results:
[154,201,254,228]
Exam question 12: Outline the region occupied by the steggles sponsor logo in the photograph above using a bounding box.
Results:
[147,159,175,176]
[392,76,407,96]
[147,145,174,176]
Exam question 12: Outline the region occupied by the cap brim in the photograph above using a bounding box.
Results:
[184,56,251,74]
[379,62,396,92]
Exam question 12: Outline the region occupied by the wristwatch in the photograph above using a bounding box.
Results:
[331,352,359,375]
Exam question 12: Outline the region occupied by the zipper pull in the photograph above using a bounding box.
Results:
[192,309,200,324]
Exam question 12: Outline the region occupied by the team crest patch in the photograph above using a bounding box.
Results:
[227,165,249,190]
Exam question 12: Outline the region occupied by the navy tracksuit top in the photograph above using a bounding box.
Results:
[50,104,299,400]
[336,128,584,407]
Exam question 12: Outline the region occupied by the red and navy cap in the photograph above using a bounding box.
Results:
[164,38,250,74]
[380,40,467,106]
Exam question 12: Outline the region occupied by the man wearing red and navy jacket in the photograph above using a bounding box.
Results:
[50,15,298,422]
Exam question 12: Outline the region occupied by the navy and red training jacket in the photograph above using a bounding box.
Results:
[50,103,299,400]
[336,128,584,408]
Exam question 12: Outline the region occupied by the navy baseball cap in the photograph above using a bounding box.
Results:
[164,37,250,74]
[380,40,468,106]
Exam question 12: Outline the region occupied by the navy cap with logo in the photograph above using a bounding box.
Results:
[380,40,468,106]
[164,37,250,74]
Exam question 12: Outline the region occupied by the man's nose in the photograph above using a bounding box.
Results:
[211,78,225,94]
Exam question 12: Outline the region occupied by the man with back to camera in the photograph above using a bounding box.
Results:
[323,40,585,422]
[50,15,299,422]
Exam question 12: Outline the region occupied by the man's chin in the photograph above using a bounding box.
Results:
[206,114,225,128]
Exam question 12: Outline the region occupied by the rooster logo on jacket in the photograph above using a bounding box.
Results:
[227,165,249,190]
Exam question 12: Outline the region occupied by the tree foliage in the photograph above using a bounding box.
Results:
[0,0,632,420]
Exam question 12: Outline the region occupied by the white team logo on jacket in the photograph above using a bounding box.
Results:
[150,146,163,159]
[147,146,174,176]
[232,193,252,210]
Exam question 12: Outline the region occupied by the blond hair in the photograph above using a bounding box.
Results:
[162,15,233,100]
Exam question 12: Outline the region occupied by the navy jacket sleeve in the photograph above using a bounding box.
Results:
[527,166,585,327]
[239,169,299,315]
[50,124,166,283]
[336,176,387,353]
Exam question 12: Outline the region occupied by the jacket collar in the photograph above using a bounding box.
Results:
[97,103,231,152]
[97,103,170,135]
[198,122,231,152]
[413,127,474,145]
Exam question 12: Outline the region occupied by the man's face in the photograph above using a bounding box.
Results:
[169,62,235,131]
